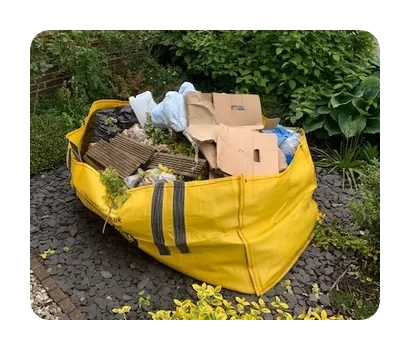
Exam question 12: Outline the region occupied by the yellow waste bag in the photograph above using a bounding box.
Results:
[66,100,318,295]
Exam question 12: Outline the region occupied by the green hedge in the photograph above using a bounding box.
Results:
[30,113,70,175]
[156,30,379,139]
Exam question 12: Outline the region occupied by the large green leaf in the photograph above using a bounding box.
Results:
[338,114,367,138]
[363,117,380,134]
[330,103,357,122]
[352,98,371,116]
[317,106,330,114]
[303,115,325,133]
[324,118,341,136]
[330,93,355,108]
[361,75,380,101]
[330,108,339,122]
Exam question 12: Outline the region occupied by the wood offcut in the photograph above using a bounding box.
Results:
[148,153,208,178]
[83,133,208,180]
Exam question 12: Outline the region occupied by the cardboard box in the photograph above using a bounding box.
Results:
[185,92,263,142]
[217,124,279,176]
[198,141,218,169]
[186,92,285,176]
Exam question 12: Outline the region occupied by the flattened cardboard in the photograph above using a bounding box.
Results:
[184,92,215,126]
[278,148,288,172]
[185,92,263,142]
[263,118,281,130]
[212,93,262,126]
[217,124,279,176]
[198,141,218,169]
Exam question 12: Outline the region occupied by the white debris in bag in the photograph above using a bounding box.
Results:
[137,165,177,187]
[151,82,197,132]
[124,173,144,188]
[122,124,151,143]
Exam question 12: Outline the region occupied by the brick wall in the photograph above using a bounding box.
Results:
[30,55,126,96]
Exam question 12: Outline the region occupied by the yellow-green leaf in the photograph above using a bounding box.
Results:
[223,300,232,308]
[284,312,294,320]
[122,305,131,313]
[261,307,271,314]
[40,248,55,259]
[112,305,131,314]
[173,299,182,306]
[235,297,250,306]
[250,308,260,316]
[251,301,260,309]
[279,301,289,309]
[311,311,321,320]
[216,313,227,320]
[258,298,266,307]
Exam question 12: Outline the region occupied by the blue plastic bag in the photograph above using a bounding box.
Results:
[263,125,300,164]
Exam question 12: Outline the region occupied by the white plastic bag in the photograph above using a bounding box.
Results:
[129,91,157,127]
[151,82,196,132]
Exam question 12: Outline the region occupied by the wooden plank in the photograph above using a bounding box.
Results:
[85,140,141,178]
[148,153,208,178]
[83,154,104,171]
[109,134,156,165]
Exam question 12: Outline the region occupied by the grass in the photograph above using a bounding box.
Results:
[30,112,70,175]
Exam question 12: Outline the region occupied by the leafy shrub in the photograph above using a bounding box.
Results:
[290,60,379,139]
[314,212,379,279]
[149,283,345,320]
[348,160,380,247]
[30,30,156,101]
[314,221,379,265]
[157,30,379,138]
[99,168,130,233]
[30,113,70,175]
[112,62,186,102]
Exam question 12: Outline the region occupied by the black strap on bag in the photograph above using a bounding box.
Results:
[151,182,191,255]
[151,183,171,256]
[173,181,190,254]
